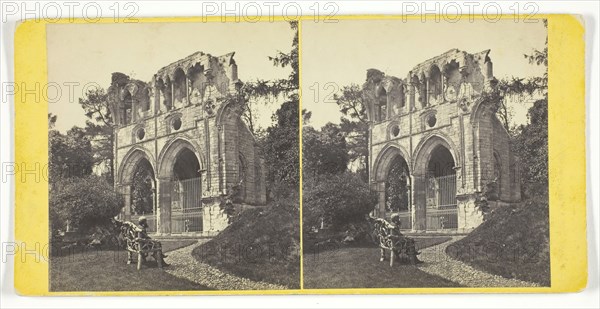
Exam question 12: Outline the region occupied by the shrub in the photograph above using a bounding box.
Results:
[50,175,124,232]
[303,172,377,231]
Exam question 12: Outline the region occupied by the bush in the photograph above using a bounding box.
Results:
[303,172,377,232]
[50,175,124,232]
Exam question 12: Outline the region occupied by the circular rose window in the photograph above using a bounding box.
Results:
[172,117,182,131]
[427,115,437,128]
[136,128,145,140]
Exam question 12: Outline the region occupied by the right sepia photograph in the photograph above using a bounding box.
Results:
[301,18,549,289]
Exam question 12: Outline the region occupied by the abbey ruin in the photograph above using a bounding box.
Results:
[108,51,266,236]
[363,49,521,232]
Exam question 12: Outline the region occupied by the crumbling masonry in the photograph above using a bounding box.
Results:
[108,51,266,236]
[363,49,521,232]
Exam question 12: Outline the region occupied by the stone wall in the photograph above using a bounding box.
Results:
[109,51,267,235]
[364,49,521,233]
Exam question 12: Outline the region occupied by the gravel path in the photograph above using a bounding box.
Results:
[418,236,540,287]
[164,240,287,290]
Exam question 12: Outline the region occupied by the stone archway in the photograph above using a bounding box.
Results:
[156,138,205,234]
[412,135,459,230]
[372,144,411,224]
[116,148,157,231]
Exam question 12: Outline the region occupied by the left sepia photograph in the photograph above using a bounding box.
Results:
[47,20,300,291]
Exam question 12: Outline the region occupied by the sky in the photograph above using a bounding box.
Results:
[47,21,294,132]
[301,18,547,128]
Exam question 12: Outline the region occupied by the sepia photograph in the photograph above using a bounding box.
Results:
[4,0,594,306]
[47,21,300,291]
[301,18,549,289]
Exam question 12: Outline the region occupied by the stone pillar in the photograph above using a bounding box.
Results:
[412,175,427,231]
[409,83,415,111]
[425,79,430,106]
[378,182,386,218]
[171,82,175,108]
[156,178,172,235]
[186,76,190,106]
[406,181,412,228]
[120,184,132,219]
[410,175,417,231]
[153,85,159,115]
[131,99,137,122]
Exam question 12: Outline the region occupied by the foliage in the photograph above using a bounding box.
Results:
[334,84,370,179]
[261,100,299,190]
[483,20,548,199]
[238,21,298,134]
[242,21,299,194]
[79,87,115,182]
[302,123,349,177]
[512,99,549,197]
[511,26,548,198]
[385,159,409,212]
[130,161,154,215]
[303,172,377,231]
[48,113,57,129]
[50,175,124,231]
[49,127,94,180]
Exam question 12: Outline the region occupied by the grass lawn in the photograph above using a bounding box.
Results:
[303,237,460,289]
[50,240,210,292]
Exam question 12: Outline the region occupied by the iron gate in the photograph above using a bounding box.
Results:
[425,174,458,230]
[170,177,203,233]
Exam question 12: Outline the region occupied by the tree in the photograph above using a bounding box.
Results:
[302,123,349,177]
[48,113,57,129]
[79,87,114,182]
[234,21,298,135]
[130,161,155,215]
[50,175,124,231]
[334,84,370,179]
[303,172,377,231]
[385,158,409,212]
[251,21,300,196]
[49,126,94,180]
[261,100,299,189]
[495,20,548,198]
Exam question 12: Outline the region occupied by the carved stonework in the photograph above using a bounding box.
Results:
[108,51,266,236]
[366,49,521,233]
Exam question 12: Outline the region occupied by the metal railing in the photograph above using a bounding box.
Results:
[426,207,458,230]
[170,177,203,233]
[171,207,203,233]
[426,174,458,230]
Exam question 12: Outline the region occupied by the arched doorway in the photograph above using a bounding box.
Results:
[424,145,457,230]
[117,148,157,232]
[130,158,157,232]
[373,145,411,228]
[412,136,459,231]
[385,155,411,229]
[170,147,202,233]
